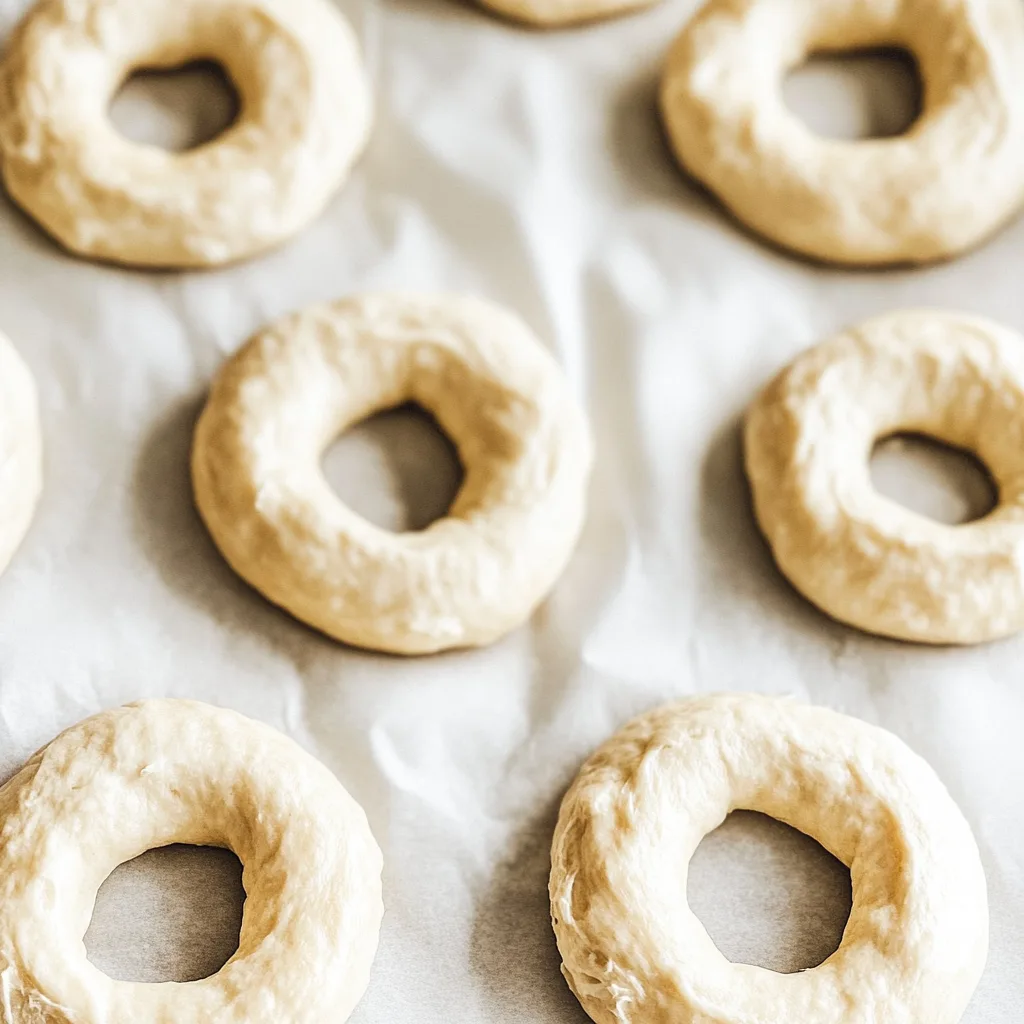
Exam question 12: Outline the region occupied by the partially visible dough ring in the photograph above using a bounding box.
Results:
[473,0,655,29]
[659,0,1024,265]
[0,699,383,1024]
[192,293,593,655]
[745,309,1024,644]
[0,330,42,576]
[0,0,372,268]
[550,693,988,1024]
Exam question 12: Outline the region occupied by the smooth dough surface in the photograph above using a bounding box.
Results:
[0,0,372,268]
[659,0,1024,265]
[473,0,656,29]
[0,699,383,1024]
[746,309,1024,644]
[0,330,42,577]
[550,693,988,1024]
[192,292,593,655]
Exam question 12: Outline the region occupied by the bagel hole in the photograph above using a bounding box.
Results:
[321,403,465,533]
[871,434,998,525]
[109,61,240,152]
[783,49,922,139]
[84,844,245,983]
[687,811,851,973]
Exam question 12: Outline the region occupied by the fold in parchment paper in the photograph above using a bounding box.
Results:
[0,0,1019,1019]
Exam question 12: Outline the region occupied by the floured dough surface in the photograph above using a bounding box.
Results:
[0,699,383,1024]
[192,292,593,655]
[660,0,1024,265]
[550,693,988,1024]
[0,0,372,268]
[0,330,42,578]
[745,309,1024,644]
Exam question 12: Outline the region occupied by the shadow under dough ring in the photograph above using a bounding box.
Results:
[192,293,593,655]
[659,0,1024,265]
[0,331,42,577]
[746,309,1024,644]
[0,0,372,268]
[550,693,988,1024]
[0,699,383,1024]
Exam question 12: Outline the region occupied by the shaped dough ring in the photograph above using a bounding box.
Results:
[746,309,1024,644]
[0,0,372,268]
[0,330,42,576]
[192,293,593,655]
[659,0,1024,265]
[0,699,383,1024]
[550,693,988,1024]
[473,0,655,29]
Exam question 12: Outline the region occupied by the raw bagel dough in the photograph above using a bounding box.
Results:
[0,330,42,576]
[746,309,1024,644]
[0,0,372,268]
[550,693,988,1024]
[192,292,593,655]
[659,0,1024,265]
[0,699,383,1024]
[474,0,655,29]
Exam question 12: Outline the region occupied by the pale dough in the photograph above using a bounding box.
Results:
[0,699,383,1024]
[0,330,42,578]
[0,0,372,268]
[550,693,988,1024]
[659,0,1024,265]
[745,309,1024,645]
[192,292,593,655]
[473,0,655,29]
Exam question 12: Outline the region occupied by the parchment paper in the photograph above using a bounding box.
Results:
[0,0,1020,1018]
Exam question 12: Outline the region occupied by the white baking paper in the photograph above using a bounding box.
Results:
[0,0,1020,1018]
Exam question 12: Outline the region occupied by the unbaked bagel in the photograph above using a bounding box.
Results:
[0,699,383,1024]
[191,293,593,655]
[745,309,1024,644]
[659,0,1024,265]
[0,0,372,268]
[473,0,655,29]
[0,330,42,577]
[550,693,988,1024]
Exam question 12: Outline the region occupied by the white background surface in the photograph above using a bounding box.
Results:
[0,0,1021,1019]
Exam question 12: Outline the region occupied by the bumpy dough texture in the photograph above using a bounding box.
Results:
[746,309,1024,644]
[0,331,42,577]
[660,0,1024,265]
[0,0,372,268]
[0,699,383,1024]
[473,0,655,29]
[551,693,988,1024]
[192,292,593,655]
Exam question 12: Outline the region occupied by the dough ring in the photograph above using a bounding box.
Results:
[473,0,655,29]
[0,0,372,268]
[0,330,42,577]
[745,309,1024,644]
[0,699,383,1024]
[659,0,1024,265]
[191,292,593,655]
[550,693,988,1024]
